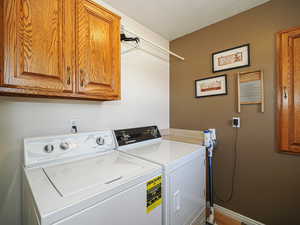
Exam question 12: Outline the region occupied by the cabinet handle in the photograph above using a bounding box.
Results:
[66,66,71,85]
[80,69,85,87]
[80,78,85,87]
[283,86,288,99]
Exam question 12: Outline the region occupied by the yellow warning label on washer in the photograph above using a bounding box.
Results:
[147,176,162,213]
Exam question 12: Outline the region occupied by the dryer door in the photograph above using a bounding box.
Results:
[169,155,206,225]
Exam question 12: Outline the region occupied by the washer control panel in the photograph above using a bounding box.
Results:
[24,130,115,167]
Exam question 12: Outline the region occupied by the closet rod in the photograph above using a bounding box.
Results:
[122,42,169,62]
[122,26,185,61]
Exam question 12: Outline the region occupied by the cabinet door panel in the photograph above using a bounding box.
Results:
[3,0,73,92]
[291,36,300,146]
[76,0,120,98]
[278,27,300,153]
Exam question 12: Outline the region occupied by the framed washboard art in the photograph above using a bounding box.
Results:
[237,70,264,113]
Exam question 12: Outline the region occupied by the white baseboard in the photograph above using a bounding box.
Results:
[214,204,265,225]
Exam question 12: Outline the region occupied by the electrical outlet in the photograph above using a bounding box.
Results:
[69,119,79,133]
[232,117,240,128]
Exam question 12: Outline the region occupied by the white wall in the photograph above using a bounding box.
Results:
[0,1,169,224]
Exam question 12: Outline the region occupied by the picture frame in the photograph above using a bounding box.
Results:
[195,74,227,98]
[212,44,250,73]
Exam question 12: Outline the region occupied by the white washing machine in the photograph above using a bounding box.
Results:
[23,130,163,225]
[114,126,206,225]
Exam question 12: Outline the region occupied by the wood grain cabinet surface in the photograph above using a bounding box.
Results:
[0,0,121,100]
[277,27,300,153]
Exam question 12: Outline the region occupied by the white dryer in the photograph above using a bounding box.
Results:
[114,126,206,225]
[23,130,163,225]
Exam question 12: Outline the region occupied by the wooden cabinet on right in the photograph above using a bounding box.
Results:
[277,27,300,153]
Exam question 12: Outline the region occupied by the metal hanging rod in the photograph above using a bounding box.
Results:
[121,25,185,61]
[122,41,169,62]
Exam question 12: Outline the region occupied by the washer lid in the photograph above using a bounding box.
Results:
[43,151,146,197]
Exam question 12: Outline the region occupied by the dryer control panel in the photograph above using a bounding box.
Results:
[114,126,161,146]
[24,130,115,167]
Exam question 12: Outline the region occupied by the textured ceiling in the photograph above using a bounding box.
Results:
[102,0,270,40]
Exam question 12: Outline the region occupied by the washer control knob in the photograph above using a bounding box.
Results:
[44,144,54,153]
[96,137,105,146]
[60,142,70,150]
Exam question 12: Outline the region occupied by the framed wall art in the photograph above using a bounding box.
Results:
[195,74,227,98]
[212,44,250,73]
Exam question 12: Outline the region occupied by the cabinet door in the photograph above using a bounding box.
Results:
[277,27,300,153]
[2,0,73,93]
[76,0,120,99]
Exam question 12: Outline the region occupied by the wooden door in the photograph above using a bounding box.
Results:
[277,27,300,153]
[2,0,74,93]
[76,0,120,99]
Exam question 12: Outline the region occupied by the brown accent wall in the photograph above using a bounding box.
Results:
[170,0,300,224]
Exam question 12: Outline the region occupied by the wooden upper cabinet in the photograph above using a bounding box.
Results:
[2,0,73,93]
[76,0,120,99]
[277,27,300,153]
[0,0,120,100]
